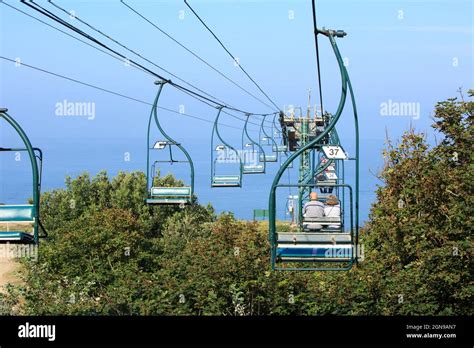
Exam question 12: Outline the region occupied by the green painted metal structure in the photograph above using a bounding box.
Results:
[0,108,46,244]
[146,81,195,205]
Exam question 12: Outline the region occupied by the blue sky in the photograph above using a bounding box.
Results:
[0,0,472,218]
[1,0,472,141]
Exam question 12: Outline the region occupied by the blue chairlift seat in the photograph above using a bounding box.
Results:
[302,216,342,232]
[0,205,35,243]
[212,175,241,187]
[275,213,351,262]
[146,186,192,205]
[243,164,265,174]
[277,232,350,243]
[273,145,288,152]
[259,154,277,162]
[276,244,353,262]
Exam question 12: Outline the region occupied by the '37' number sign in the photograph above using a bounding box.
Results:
[322,145,347,159]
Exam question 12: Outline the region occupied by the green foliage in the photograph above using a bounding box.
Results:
[362,89,473,314]
[2,170,216,315]
[17,208,156,315]
[1,91,472,315]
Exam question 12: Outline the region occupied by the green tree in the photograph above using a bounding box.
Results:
[360,89,473,314]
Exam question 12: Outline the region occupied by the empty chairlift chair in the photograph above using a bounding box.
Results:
[258,114,278,163]
[271,113,289,154]
[242,114,265,174]
[148,157,192,204]
[0,108,47,244]
[259,143,277,163]
[146,81,194,205]
[211,107,242,188]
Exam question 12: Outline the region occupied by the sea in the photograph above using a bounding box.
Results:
[0,137,384,225]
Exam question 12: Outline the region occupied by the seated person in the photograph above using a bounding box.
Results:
[323,195,341,229]
[303,192,325,230]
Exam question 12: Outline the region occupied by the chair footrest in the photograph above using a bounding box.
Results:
[277,232,351,243]
[276,244,353,259]
[212,176,241,187]
[0,231,35,243]
[212,183,241,187]
[148,187,192,205]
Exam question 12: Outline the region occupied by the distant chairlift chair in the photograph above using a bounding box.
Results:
[211,107,243,188]
[146,81,194,205]
[259,114,279,163]
[242,114,266,174]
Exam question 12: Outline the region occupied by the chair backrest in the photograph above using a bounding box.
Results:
[150,187,191,197]
[0,205,35,222]
[244,165,264,172]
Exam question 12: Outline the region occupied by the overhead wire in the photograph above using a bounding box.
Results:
[184,0,281,112]
[311,0,325,116]
[2,0,276,131]
[0,1,151,77]
[21,0,273,117]
[0,55,246,130]
[18,0,271,127]
[48,0,232,108]
[120,0,276,113]
[2,1,263,128]
[0,1,267,128]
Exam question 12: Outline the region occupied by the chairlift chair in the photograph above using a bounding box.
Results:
[242,114,266,174]
[211,107,243,187]
[146,81,194,205]
[0,108,47,244]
